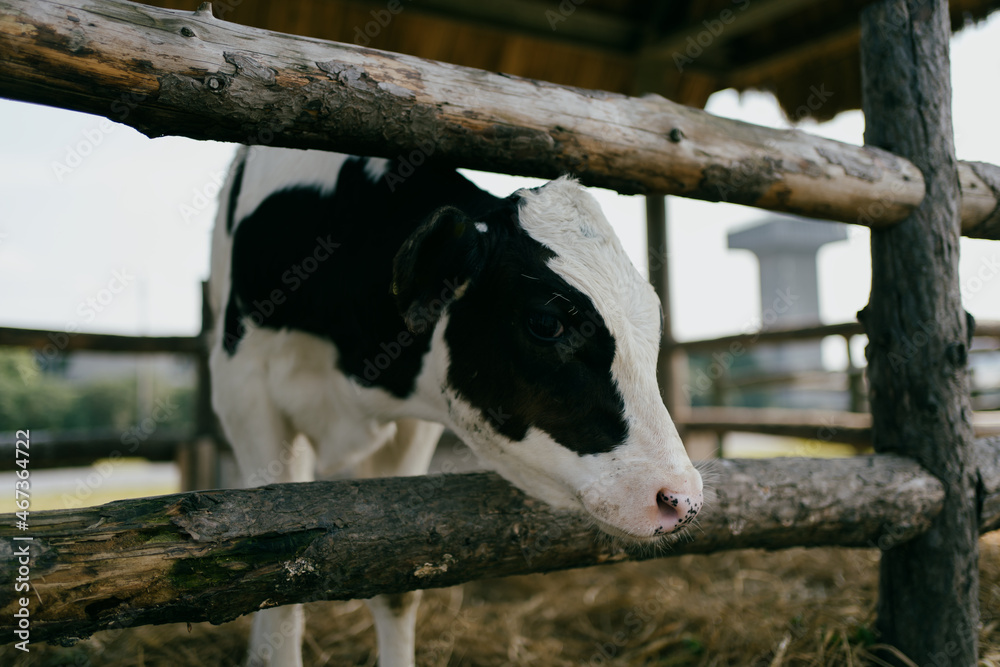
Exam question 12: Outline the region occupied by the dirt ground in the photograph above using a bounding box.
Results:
[5,534,999,667]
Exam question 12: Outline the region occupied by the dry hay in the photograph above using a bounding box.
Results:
[6,534,1000,666]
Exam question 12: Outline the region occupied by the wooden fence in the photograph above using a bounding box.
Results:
[0,283,227,489]
[0,0,998,663]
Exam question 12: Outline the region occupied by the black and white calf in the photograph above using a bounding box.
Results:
[209,145,704,667]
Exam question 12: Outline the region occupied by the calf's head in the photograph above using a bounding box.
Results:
[393,177,703,541]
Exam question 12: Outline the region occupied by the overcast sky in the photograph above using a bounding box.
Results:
[1,13,998,373]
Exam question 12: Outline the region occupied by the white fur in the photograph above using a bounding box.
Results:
[211,151,702,666]
[209,323,446,667]
[510,177,702,536]
[211,147,448,667]
[364,157,391,182]
[235,146,349,226]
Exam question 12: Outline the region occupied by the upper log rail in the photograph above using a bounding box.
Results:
[1,0,1000,238]
[2,439,999,645]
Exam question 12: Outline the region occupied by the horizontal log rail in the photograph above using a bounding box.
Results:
[0,428,201,470]
[0,326,203,355]
[676,407,1000,444]
[1,0,1000,237]
[671,320,1000,353]
[3,320,997,359]
[2,439,999,645]
[710,369,854,391]
[4,320,996,456]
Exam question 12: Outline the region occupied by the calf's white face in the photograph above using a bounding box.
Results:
[393,177,703,541]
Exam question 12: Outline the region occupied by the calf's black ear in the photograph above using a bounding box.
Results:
[392,206,486,334]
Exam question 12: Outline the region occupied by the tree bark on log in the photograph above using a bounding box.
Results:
[1,0,1000,237]
[859,1,980,664]
[3,443,1000,646]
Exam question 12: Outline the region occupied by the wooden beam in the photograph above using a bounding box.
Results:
[673,322,865,353]
[5,442,1000,646]
[859,1,979,663]
[1,0,1000,236]
[678,408,1000,444]
[645,194,682,416]
[672,320,1000,353]
[679,406,872,445]
[365,0,639,53]
[640,0,825,65]
[727,25,860,86]
[0,428,195,470]
[0,326,203,354]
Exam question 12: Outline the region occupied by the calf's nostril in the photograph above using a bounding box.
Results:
[655,491,701,533]
[656,490,681,523]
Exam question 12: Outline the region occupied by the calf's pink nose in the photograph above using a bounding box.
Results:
[654,490,703,536]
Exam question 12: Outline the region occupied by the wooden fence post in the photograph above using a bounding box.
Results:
[859,0,980,663]
[646,196,676,411]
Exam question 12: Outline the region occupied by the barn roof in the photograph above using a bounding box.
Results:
[148,0,1000,119]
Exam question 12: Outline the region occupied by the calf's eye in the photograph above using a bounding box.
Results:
[526,312,566,342]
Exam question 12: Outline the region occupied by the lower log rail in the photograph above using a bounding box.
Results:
[2,438,1000,646]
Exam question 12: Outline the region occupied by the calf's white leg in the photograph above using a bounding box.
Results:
[246,605,305,667]
[210,349,309,667]
[355,419,443,667]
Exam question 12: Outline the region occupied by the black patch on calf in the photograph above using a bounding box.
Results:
[225,156,500,398]
[224,153,629,454]
[222,293,242,355]
[444,207,629,456]
[392,206,486,334]
[225,156,246,234]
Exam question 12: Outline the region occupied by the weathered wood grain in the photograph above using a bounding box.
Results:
[860,1,981,663]
[3,442,1000,647]
[0,0,999,236]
